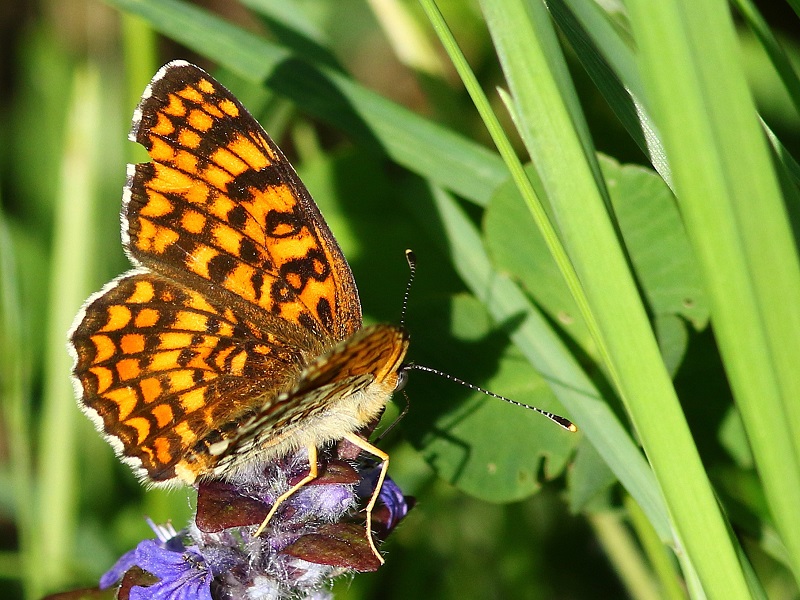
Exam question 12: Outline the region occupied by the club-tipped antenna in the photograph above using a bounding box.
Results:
[399,249,416,329]
[408,363,578,432]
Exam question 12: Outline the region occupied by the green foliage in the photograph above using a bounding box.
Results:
[3,0,800,598]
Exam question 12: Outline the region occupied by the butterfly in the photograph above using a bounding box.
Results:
[69,61,408,562]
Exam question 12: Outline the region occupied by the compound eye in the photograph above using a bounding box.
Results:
[394,367,410,392]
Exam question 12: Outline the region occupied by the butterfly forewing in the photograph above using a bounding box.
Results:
[125,61,361,341]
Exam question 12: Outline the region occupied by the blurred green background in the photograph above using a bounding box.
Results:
[3,1,800,599]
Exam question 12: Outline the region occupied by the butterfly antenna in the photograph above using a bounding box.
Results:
[408,364,578,432]
[378,250,416,444]
[399,249,416,329]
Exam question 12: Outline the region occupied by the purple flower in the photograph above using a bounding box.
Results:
[378,476,409,531]
[99,547,138,590]
[100,520,181,590]
[100,521,214,600]
[95,447,413,599]
[131,540,212,600]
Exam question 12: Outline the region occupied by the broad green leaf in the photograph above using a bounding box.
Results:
[599,156,708,327]
[419,184,672,542]
[485,157,708,366]
[484,173,592,353]
[404,293,576,503]
[569,439,617,513]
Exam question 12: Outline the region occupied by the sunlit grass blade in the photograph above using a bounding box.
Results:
[488,0,753,594]
[422,0,751,596]
[414,0,673,544]
[626,0,800,588]
[417,0,601,368]
[35,65,101,595]
[552,0,800,199]
[733,0,800,115]
[417,0,702,553]
[548,0,670,185]
[107,0,507,207]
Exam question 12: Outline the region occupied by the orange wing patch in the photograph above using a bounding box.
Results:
[71,272,316,483]
[125,63,360,341]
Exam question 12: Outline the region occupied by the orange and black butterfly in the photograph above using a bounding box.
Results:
[69,61,407,561]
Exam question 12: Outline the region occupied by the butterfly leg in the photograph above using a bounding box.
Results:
[253,444,319,537]
[343,432,388,565]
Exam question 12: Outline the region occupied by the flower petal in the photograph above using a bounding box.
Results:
[99,548,138,589]
[128,541,212,600]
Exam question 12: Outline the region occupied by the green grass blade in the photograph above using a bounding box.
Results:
[553,0,800,199]
[549,0,670,185]
[106,0,507,206]
[121,12,158,112]
[366,0,446,77]
[763,118,800,187]
[418,0,605,376]
[240,0,342,69]
[474,0,752,596]
[36,65,101,594]
[416,0,677,541]
[628,0,800,587]
[0,206,36,598]
[733,0,800,116]
[241,0,330,47]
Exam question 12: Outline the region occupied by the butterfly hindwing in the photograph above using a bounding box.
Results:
[70,271,319,483]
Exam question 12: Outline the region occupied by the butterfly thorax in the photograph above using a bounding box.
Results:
[175,323,409,483]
